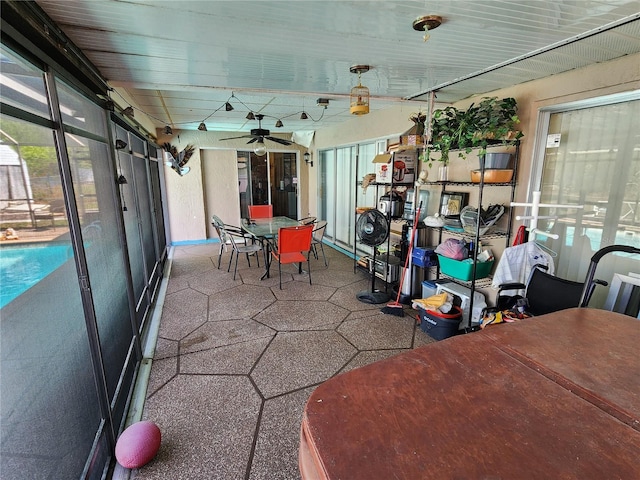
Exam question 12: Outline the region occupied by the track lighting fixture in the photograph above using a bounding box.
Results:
[115,90,330,132]
[115,139,127,150]
[299,96,310,120]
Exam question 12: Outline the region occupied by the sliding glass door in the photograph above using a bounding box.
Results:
[238,151,299,219]
[533,93,640,306]
[335,146,356,249]
[270,152,298,218]
[318,146,356,250]
[319,142,387,252]
[318,149,336,241]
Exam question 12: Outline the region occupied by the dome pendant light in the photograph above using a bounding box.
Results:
[350,65,370,116]
[254,138,267,157]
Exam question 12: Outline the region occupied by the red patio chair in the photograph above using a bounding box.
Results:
[248,204,273,219]
[271,224,313,289]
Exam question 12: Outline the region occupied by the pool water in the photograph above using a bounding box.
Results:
[0,243,73,308]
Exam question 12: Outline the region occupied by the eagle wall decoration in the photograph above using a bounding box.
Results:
[164,143,195,176]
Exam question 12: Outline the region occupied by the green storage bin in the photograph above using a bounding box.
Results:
[437,254,494,281]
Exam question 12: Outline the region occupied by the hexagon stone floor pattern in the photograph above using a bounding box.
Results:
[133,242,436,480]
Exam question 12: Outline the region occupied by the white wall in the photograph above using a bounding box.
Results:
[202,149,241,239]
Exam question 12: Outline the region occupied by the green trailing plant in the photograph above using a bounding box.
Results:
[472,96,523,154]
[426,106,476,166]
[424,97,524,165]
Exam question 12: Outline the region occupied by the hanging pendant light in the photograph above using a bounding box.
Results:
[350,65,370,115]
[254,138,267,156]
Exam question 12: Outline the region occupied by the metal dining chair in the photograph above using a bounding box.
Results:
[271,224,314,289]
[223,225,264,280]
[212,215,232,268]
[299,216,316,225]
[211,215,258,270]
[310,220,328,266]
[248,204,273,219]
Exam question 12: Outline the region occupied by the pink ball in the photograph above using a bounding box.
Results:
[115,420,161,469]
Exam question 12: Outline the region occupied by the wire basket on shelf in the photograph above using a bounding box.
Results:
[460,205,505,236]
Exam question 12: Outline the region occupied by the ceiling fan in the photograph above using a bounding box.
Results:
[220,114,293,147]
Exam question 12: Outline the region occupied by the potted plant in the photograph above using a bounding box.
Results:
[423,97,524,174]
[425,106,476,166]
[472,97,523,155]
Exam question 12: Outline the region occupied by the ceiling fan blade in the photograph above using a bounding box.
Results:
[266,136,293,146]
[246,137,258,144]
[220,135,252,141]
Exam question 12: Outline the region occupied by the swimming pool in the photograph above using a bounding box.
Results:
[0,242,73,308]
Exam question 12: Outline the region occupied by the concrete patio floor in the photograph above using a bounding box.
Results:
[130,242,435,480]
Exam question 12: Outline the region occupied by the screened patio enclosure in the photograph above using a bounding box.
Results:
[0,37,168,480]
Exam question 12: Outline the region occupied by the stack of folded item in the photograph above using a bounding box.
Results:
[412,292,454,314]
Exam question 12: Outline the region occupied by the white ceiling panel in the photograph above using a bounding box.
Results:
[34,0,640,133]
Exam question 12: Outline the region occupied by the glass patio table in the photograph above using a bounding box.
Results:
[241,216,300,239]
[241,216,301,279]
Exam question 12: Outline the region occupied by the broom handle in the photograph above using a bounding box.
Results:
[394,202,422,303]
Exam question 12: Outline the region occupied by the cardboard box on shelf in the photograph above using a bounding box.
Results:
[400,124,426,147]
[373,153,393,184]
[372,150,417,184]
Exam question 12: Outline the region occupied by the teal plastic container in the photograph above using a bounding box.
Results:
[437,255,494,281]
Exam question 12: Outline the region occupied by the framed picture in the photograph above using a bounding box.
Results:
[439,192,468,217]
